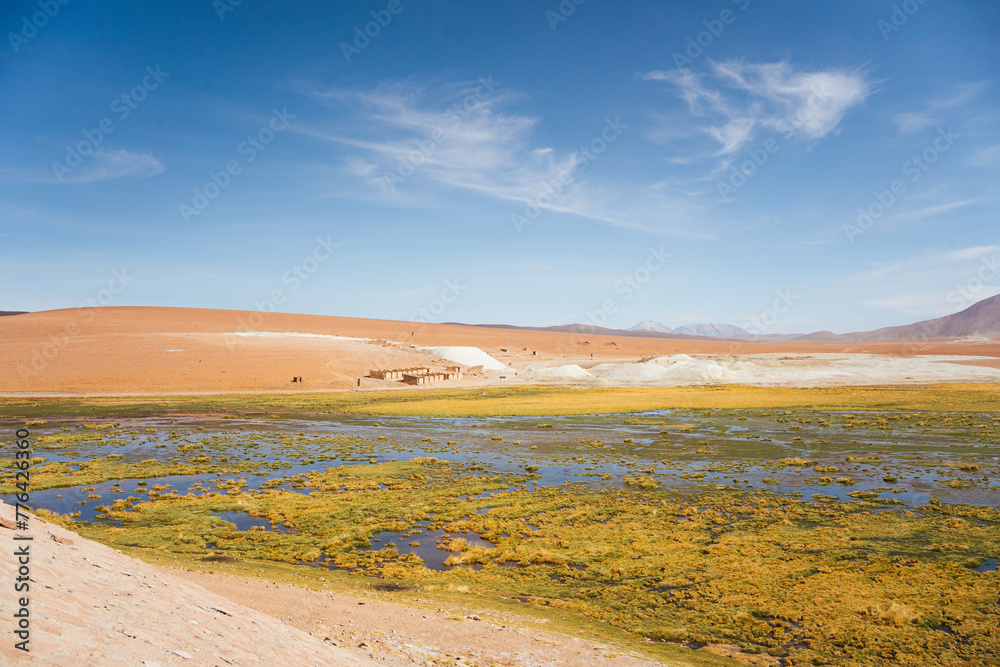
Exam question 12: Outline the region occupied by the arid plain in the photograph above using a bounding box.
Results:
[3,306,1000,395]
[2,306,998,667]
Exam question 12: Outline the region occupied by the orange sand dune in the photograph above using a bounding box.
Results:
[1,306,997,395]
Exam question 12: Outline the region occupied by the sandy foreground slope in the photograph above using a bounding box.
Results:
[1,307,999,395]
[0,502,669,667]
[0,501,374,666]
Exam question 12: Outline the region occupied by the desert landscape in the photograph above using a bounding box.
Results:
[4,1,999,664]
[2,301,1000,395]
[1,302,999,666]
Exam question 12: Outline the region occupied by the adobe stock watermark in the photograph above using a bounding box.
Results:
[7,0,71,55]
[898,251,998,357]
[213,0,245,21]
[546,0,587,31]
[11,426,33,654]
[741,288,799,335]
[878,0,929,41]
[17,269,134,380]
[381,76,501,193]
[584,246,671,328]
[341,0,413,63]
[233,236,339,335]
[939,250,1000,317]
[412,279,467,324]
[512,116,628,233]
[672,0,752,69]
[52,65,169,182]
[716,137,779,200]
[842,127,959,243]
[179,107,294,223]
[717,85,865,201]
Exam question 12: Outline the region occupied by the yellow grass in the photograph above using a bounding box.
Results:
[4,383,999,420]
[336,384,1000,417]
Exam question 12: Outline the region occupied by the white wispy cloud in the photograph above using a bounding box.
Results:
[941,245,1000,261]
[893,83,986,134]
[300,78,548,197]
[296,77,708,235]
[846,245,1000,317]
[4,148,166,185]
[642,60,871,162]
[59,149,165,184]
[967,141,1000,168]
[895,197,981,222]
[860,292,950,314]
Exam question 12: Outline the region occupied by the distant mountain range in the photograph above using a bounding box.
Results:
[9,294,999,342]
[459,294,1000,342]
[794,293,1000,342]
[628,320,674,334]
[629,321,749,337]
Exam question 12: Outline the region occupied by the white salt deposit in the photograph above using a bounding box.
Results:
[228,332,371,342]
[522,353,1000,387]
[529,364,596,381]
[652,353,1000,385]
[587,362,670,383]
[420,346,508,371]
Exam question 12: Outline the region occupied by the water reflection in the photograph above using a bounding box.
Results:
[365,523,494,571]
[212,510,294,533]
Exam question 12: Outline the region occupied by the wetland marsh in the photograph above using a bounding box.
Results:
[3,388,998,666]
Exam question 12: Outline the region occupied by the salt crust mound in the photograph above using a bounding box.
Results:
[420,346,508,371]
[524,353,1000,386]
[229,331,370,342]
[528,364,596,381]
[646,354,775,382]
[0,501,374,666]
[587,363,671,383]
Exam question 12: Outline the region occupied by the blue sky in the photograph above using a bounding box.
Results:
[1,0,998,334]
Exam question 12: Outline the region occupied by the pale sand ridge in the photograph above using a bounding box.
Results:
[0,501,374,666]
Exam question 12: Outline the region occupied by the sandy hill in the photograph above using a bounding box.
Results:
[0,501,373,666]
[1,306,997,395]
[458,321,728,341]
[0,306,488,394]
[823,294,1000,341]
[467,295,1000,344]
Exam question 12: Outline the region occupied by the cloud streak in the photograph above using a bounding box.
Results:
[301,77,545,197]
[58,149,166,184]
[893,83,986,134]
[297,77,707,235]
[643,60,871,162]
[895,198,981,222]
[847,245,1000,317]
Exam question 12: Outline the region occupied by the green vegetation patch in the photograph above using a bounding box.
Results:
[48,460,1000,666]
